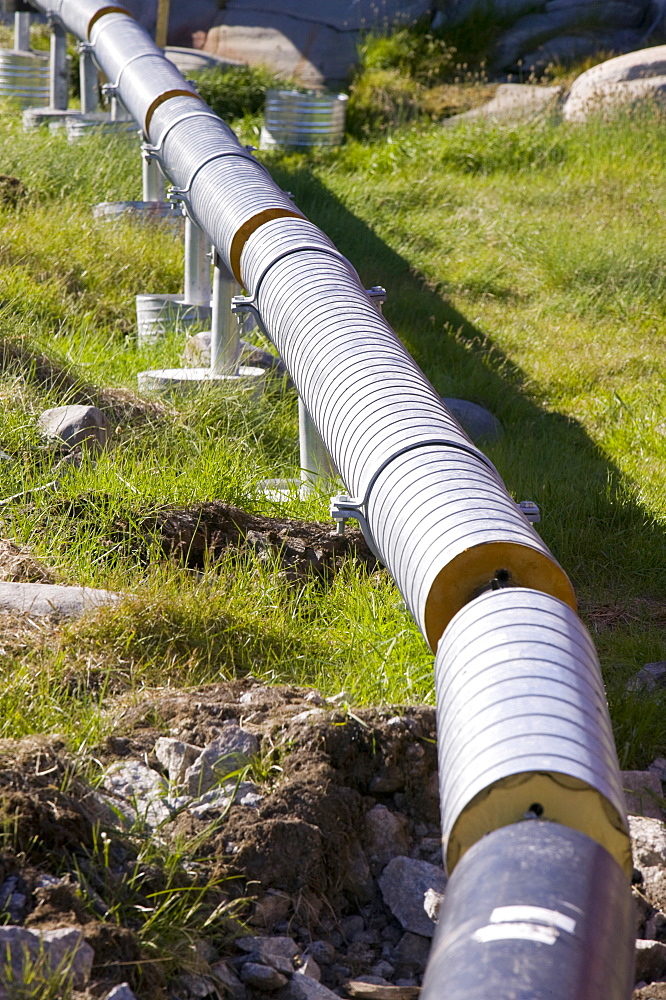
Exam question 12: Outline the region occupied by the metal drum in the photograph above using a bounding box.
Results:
[0,49,49,108]
[260,89,348,149]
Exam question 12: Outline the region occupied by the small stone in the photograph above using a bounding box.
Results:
[0,451,11,461]
[379,857,448,938]
[240,962,288,990]
[0,582,120,619]
[630,816,666,868]
[305,941,335,966]
[622,772,665,820]
[103,984,139,1000]
[442,398,503,443]
[295,954,321,981]
[154,736,202,785]
[183,723,259,796]
[282,976,342,1000]
[628,662,666,693]
[305,690,324,706]
[371,961,394,979]
[103,759,170,828]
[365,805,410,866]
[0,926,93,989]
[340,915,365,940]
[423,888,444,924]
[649,758,666,782]
[392,932,431,976]
[38,404,111,451]
[236,936,299,974]
[211,959,246,998]
[249,891,292,930]
[635,939,666,982]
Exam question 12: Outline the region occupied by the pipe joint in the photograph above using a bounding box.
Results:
[331,438,502,561]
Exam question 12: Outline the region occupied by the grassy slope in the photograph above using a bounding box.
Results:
[0,102,664,767]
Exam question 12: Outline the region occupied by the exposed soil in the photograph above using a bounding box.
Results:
[0,536,55,584]
[0,680,661,999]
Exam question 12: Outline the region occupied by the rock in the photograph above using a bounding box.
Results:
[281,975,342,1000]
[563,45,666,122]
[305,941,335,966]
[494,5,646,69]
[0,926,93,990]
[520,30,643,73]
[635,939,666,982]
[447,83,561,124]
[343,836,375,904]
[0,582,121,618]
[634,980,666,999]
[38,404,111,451]
[622,772,665,820]
[240,962,288,990]
[649,758,666,782]
[211,960,246,999]
[183,723,259,796]
[103,984,139,1000]
[423,887,444,924]
[187,779,262,818]
[629,662,666,692]
[391,931,431,976]
[365,805,410,866]
[295,954,321,981]
[0,451,11,461]
[249,891,292,930]
[434,0,541,27]
[641,865,666,914]
[378,856,447,938]
[154,736,202,784]
[371,961,395,979]
[630,816,666,868]
[236,935,299,974]
[103,760,170,828]
[441,398,503,443]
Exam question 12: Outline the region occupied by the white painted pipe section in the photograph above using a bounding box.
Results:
[78,43,99,113]
[14,12,31,51]
[210,255,240,375]
[48,19,68,110]
[183,215,211,306]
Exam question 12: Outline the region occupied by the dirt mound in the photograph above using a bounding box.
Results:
[0,537,55,584]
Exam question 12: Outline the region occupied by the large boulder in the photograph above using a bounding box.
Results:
[563,44,666,120]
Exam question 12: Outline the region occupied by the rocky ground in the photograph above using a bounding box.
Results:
[0,667,661,999]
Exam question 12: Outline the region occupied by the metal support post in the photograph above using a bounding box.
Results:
[183,215,212,306]
[210,253,240,374]
[299,399,336,492]
[48,19,68,111]
[142,146,166,203]
[78,43,99,114]
[13,12,31,51]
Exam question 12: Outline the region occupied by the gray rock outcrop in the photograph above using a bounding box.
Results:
[38,404,111,451]
[563,45,666,121]
[0,927,93,991]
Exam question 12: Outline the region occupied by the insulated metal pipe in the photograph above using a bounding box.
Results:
[48,18,68,110]
[24,5,635,995]
[14,12,31,51]
[434,586,630,875]
[421,821,635,1000]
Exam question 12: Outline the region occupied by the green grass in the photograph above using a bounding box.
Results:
[0,92,665,771]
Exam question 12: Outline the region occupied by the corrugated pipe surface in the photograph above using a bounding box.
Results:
[26,4,635,995]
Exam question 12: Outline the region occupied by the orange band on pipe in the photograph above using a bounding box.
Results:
[144,89,205,134]
[230,209,304,284]
[87,5,132,39]
[424,541,576,651]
